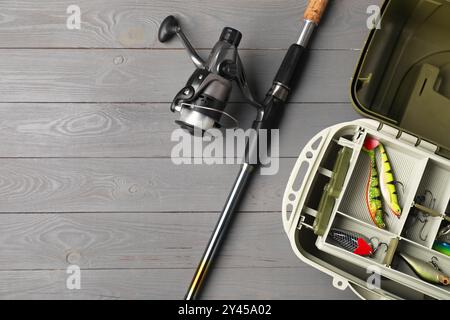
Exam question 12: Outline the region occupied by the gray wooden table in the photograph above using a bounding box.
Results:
[0,0,381,299]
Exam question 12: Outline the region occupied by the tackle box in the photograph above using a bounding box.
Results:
[282,0,450,300]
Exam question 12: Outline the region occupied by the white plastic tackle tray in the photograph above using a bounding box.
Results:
[282,119,450,300]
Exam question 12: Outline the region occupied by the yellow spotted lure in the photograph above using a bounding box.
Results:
[363,138,402,229]
[363,139,386,229]
[378,142,402,217]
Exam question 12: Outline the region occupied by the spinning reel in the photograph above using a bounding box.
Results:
[158,15,261,134]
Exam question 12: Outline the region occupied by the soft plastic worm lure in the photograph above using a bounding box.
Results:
[363,139,386,229]
[399,253,449,286]
[328,228,385,257]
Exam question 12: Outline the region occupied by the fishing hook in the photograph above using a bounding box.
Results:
[418,190,436,242]
[419,218,429,242]
[424,189,436,209]
[370,237,388,254]
[405,191,430,237]
[430,256,442,271]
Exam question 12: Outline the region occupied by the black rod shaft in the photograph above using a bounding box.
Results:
[185,162,254,300]
[184,0,329,300]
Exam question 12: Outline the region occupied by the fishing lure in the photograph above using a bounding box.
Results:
[404,191,435,241]
[404,194,427,236]
[328,228,384,257]
[363,139,386,229]
[437,224,450,244]
[377,142,402,217]
[365,138,402,218]
[399,253,449,286]
[433,241,450,257]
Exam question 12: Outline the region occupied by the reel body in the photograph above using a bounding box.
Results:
[159,16,259,134]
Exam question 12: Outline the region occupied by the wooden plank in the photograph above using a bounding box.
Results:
[202,268,357,300]
[0,103,360,157]
[0,212,305,270]
[0,158,296,213]
[0,0,377,301]
[0,268,356,300]
[0,0,381,50]
[0,49,358,103]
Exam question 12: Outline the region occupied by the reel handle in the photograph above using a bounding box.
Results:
[158,15,205,69]
[158,15,179,42]
[304,0,329,25]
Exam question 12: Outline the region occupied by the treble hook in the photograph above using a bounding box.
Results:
[424,189,436,209]
[418,190,436,242]
[430,256,442,271]
[370,237,388,255]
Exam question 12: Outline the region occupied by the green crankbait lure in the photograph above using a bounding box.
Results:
[433,241,450,257]
[399,253,449,286]
[437,224,450,244]
[364,137,402,218]
[377,142,402,218]
[363,139,386,229]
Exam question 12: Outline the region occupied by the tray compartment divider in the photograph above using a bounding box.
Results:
[400,159,450,248]
[338,135,429,234]
[393,239,450,297]
[309,128,367,237]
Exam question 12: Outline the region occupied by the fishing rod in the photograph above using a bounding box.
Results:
[158,0,329,300]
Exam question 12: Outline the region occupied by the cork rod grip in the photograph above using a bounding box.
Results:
[304,0,329,25]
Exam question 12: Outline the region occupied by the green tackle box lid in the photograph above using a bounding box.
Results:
[351,0,450,157]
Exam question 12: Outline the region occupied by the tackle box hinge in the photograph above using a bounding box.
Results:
[397,130,439,154]
[378,124,440,155]
[396,131,419,147]
[415,139,439,154]
[376,123,399,139]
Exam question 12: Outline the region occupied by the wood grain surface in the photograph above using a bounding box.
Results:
[0,0,381,49]
[0,49,357,103]
[0,268,356,300]
[0,158,297,212]
[0,0,378,299]
[0,212,309,270]
[0,102,358,157]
